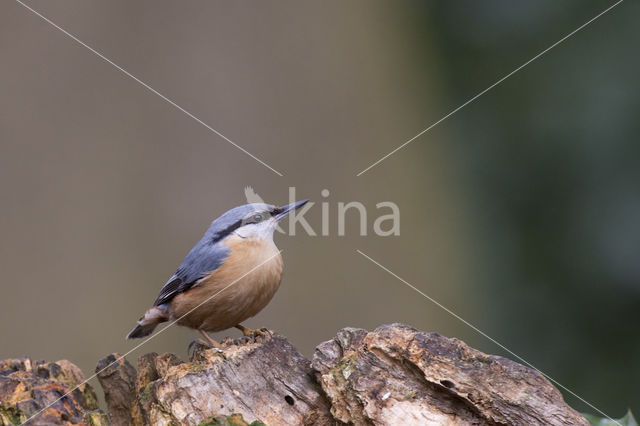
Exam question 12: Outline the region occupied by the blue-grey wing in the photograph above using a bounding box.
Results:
[153,242,230,306]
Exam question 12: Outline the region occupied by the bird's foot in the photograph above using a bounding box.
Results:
[230,336,253,346]
[235,325,273,340]
[254,327,273,338]
[195,330,224,352]
[189,338,222,351]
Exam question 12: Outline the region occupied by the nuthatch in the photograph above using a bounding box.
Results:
[126,200,308,346]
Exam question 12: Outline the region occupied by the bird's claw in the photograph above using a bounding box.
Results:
[188,339,204,360]
[241,327,273,340]
[256,327,273,338]
[231,336,252,346]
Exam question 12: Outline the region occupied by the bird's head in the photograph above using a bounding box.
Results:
[206,200,309,243]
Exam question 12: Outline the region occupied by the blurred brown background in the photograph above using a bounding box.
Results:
[1,0,638,417]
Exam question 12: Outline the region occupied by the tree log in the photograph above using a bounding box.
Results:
[1,323,590,425]
[95,354,137,426]
[124,334,333,425]
[313,324,588,425]
[0,357,106,425]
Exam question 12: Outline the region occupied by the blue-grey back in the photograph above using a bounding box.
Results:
[152,203,273,306]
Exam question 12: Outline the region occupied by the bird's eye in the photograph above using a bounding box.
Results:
[252,214,263,223]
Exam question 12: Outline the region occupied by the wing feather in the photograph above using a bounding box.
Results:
[153,241,230,306]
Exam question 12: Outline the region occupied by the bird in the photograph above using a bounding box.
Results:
[244,186,284,234]
[126,199,308,347]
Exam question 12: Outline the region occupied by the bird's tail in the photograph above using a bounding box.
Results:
[126,305,168,339]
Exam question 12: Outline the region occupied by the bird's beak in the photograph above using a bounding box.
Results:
[275,199,309,221]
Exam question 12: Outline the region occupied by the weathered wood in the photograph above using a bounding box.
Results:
[313,324,589,426]
[95,353,137,426]
[0,357,106,425]
[1,324,591,425]
[104,334,333,425]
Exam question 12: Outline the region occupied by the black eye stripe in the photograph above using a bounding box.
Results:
[211,218,243,243]
[210,210,274,243]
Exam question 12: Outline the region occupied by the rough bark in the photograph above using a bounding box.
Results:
[1,324,590,425]
[0,357,107,425]
[312,324,589,426]
[124,334,333,425]
[96,354,137,426]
